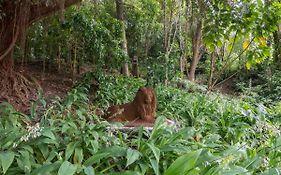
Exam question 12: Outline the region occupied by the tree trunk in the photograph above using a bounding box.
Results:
[132,56,139,77]
[188,20,202,81]
[179,0,188,79]
[207,51,216,90]
[273,24,281,70]
[0,2,34,112]
[0,0,81,111]
[72,42,77,84]
[116,0,130,76]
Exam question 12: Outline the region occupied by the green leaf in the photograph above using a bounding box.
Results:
[164,149,202,175]
[31,161,61,175]
[221,165,249,175]
[38,144,49,159]
[84,166,95,175]
[58,161,77,175]
[126,148,140,167]
[150,158,159,175]
[0,151,15,174]
[246,62,251,70]
[204,165,222,175]
[74,148,83,164]
[42,128,56,140]
[84,153,110,167]
[62,123,70,133]
[65,142,76,161]
[16,150,31,173]
[260,168,280,175]
[108,171,140,175]
[102,146,127,157]
[147,143,160,163]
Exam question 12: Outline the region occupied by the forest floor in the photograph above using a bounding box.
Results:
[214,80,237,95]
[16,62,74,103]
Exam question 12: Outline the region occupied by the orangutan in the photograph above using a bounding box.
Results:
[104,87,156,126]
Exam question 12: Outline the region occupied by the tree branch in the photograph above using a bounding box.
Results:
[29,0,81,24]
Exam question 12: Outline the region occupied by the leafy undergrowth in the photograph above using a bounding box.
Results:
[1,73,281,175]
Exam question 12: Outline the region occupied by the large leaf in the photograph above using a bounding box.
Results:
[84,166,95,175]
[84,153,110,167]
[147,143,160,163]
[58,161,77,175]
[260,168,280,175]
[74,148,84,164]
[221,165,250,175]
[41,128,56,140]
[0,151,15,174]
[101,146,127,157]
[31,161,61,175]
[65,142,76,161]
[17,150,31,174]
[149,158,159,175]
[164,149,202,175]
[38,144,49,160]
[126,148,141,167]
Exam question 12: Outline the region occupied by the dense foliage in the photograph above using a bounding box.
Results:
[1,74,281,174]
[2,0,281,174]
[15,0,281,95]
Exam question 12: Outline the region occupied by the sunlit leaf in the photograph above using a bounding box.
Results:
[243,40,250,50]
[246,62,251,70]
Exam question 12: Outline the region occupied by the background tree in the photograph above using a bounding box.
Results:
[116,0,130,76]
[0,0,81,109]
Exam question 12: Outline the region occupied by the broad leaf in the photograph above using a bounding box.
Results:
[84,166,95,175]
[164,149,202,175]
[150,158,159,175]
[42,128,56,140]
[221,165,250,175]
[31,161,61,175]
[58,161,77,175]
[74,148,83,164]
[65,142,76,161]
[147,143,160,163]
[0,151,15,174]
[126,148,140,167]
[84,153,110,167]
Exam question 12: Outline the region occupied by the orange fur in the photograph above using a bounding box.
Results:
[104,87,156,126]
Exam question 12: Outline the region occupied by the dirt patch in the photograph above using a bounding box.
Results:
[8,62,75,112]
[20,63,73,96]
[213,77,238,96]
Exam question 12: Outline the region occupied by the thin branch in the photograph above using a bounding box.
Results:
[212,71,238,89]
[212,37,255,87]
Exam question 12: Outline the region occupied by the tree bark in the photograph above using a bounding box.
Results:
[207,51,216,90]
[116,0,130,76]
[132,56,139,77]
[188,20,202,81]
[273,24,281,70]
